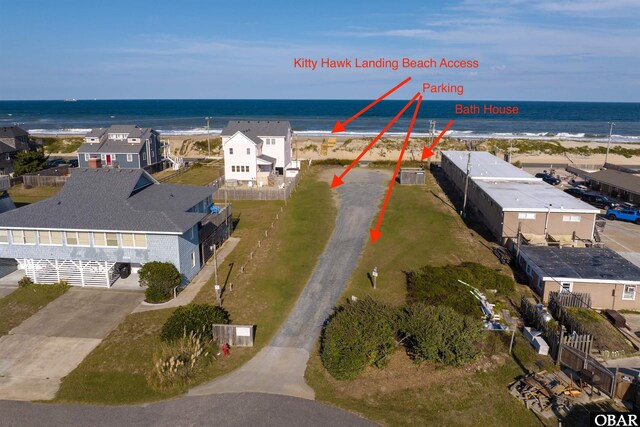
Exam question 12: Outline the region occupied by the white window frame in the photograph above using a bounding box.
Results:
[93,232,119,248]
[38,230,63,246]
[66,231,91,247]
[127,154,133,162]
[232,166,236,172]
[518,213,536,220]
[11,230,36,245]
[191,251,196,267]
[142,152,147,161]
[560,282,572,293]
[84,154,90,161]
[563,215,581,222]
[229,148,234,155]
[121,233,147,249]
[623,285,637,301]
[0,230,7,244]
[246,148,251,155]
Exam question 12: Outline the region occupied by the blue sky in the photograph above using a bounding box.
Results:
[0,0,638,101]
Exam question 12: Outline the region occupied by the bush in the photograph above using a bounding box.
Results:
[13,150,48,177]
[400,303,483,366]
[18,276,34,288]
[320,297,397,380]
[160,304,230,343]
[406,262,514,314]
[138,262,182,303]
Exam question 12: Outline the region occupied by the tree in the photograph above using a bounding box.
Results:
[400,303,483,366]
[138,261,182,303]
[13,150,47,177]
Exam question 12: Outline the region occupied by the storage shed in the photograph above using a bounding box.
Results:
[399,168,425,185]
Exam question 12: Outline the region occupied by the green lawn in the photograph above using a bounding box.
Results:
[163,163,223,186]
[0,282,70,336]
[304,170,545,427]
[55,167,337,404]
[567,307,636,355]
[8,185,61,205]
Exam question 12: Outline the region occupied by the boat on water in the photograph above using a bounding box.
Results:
[63,98,78,102]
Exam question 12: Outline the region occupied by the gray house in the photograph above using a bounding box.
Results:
[77,125,164,171]
[0,125,37,175]
[0,168,231,287]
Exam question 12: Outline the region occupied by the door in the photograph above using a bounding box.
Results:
[106,155,112,166]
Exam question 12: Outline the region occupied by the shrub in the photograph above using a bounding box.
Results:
[13,150,48,177]
[320,297,397,380]
[149,330,215,391]
[160,303,230,343]
[138,262,182,303]
[400,303,483,366]
[18,276,34,288]
[406,262,514,314]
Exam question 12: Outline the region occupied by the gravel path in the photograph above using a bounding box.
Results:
[190,168,390,399]
[0,392,376,427]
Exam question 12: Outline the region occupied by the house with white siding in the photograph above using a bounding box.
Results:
[0,167,231,287]
[221,120,292,184]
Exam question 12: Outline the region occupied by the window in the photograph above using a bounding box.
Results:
[246,148,251,155]
[191,251,196,267]
[93,232,118,247]
[623,285,636,301]
[232,166,236,172]
[240,166,245,172]
[151,150,155,158]
[38,231,63,246]
[66,231,90,246]
[84,154,90,161]
[127,154,133,162]
[142,152,147,161]
[560,282,572,293]
[121,233,147,248]
[563,215,581,222]
[229,148,234,155]
[11,230,35,245]
[100,154,106,161]
[518,213,536,220]
[0,230,7,244]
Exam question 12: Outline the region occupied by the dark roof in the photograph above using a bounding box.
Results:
[0,126,28,139]
[257,154,277,164]
[0,142,17,154]
[520,246,640,282]
[221,120,291,139]
[0,169,213,234]
[588,169,640,195]
[79,125,156,154]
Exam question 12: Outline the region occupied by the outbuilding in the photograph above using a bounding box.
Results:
[398,168,425,185]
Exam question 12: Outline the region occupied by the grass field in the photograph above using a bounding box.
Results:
[55,167,336,404]
[8,185,60,205]
[567,307,636,355]
[304,170,548,426]
[0,282,69,336]
[162,162,223,186]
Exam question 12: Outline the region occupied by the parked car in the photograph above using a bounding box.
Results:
[581,193,619,209]
[67,158,78,167]
[564,188,586,198]
[114,263,131,279]
[46,158,67,168]
[606,208,640,224]
[535,173,561,185]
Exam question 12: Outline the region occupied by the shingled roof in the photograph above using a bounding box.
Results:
[0,169,214,234]
[221,120,291,142]
[587,169,640,196]
[78,125,156,154]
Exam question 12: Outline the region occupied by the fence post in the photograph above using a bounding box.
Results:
[556,326,565,365]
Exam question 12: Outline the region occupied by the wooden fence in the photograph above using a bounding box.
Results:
[211,324,255,347]
[22,174,69,188]
[213,173,301,201]
[559,344,616,397]
[549,291,591,309]
[548,292,590,336]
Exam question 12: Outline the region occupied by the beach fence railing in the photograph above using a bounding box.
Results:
[212,324,255,347]
[213,173,301,201]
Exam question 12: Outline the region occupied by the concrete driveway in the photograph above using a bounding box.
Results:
[0,288,143,401]
[190,168,390,400]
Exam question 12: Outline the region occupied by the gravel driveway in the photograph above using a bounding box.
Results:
[190,168,390,399]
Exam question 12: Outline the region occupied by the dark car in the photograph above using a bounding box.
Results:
[46,158,67,168]
[114,263,131,279]
[67,158,78,167]
[535,173,561,185]
[581,193,619,209]
[564,187,586,198]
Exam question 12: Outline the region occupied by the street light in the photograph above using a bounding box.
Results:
[205,116,211,157]
[604,122,615,166]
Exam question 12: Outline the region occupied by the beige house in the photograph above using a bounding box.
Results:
[518,246,640,310]
[441,151,600,244]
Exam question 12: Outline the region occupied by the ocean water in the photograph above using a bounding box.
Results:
[0,99,638,143]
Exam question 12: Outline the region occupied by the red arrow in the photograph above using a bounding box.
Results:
[331,92,421,189]
[370,95,423,244]
[332,77,412,133]
[421,119,453,160]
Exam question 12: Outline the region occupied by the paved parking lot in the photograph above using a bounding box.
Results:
[0,288,143,401]
[598,217,640,268]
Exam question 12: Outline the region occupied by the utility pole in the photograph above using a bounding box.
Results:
[205,116,211,157]
[461,153,471,218]
[604,122,615,166]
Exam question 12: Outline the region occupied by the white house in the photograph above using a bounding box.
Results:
[221,120,292,183]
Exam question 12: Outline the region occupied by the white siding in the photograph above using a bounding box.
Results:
[223,133,259,181]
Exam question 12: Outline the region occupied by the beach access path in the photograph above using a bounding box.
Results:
[189,168,390,400]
